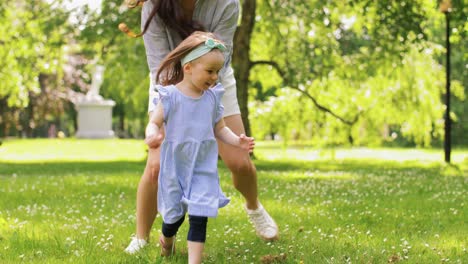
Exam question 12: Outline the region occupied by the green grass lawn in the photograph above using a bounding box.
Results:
[0,139,467,263]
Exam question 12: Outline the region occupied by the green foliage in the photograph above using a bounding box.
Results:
[0,1,76,137]
[0,139,467,263]
[1,0,465,145]
[0,0,70,107]
[249,0,466,146]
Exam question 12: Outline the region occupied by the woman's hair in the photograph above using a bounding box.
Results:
[156,31,221,86]
[121,0,205,39]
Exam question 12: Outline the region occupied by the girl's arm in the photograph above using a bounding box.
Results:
[214,118,255,153]
[145,102,164,148]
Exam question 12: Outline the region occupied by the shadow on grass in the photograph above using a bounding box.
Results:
[2,158,465,179]
[0,161,146,178]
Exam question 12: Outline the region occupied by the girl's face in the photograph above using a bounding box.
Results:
[185,50,225,93]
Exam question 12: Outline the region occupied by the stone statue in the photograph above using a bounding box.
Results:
[86,65,105,101]
[75,64,115,139]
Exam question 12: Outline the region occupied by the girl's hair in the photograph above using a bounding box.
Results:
[156,31,222,86]
[121,0,205,39]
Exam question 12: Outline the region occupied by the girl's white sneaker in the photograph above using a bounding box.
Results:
[124,237,148,254]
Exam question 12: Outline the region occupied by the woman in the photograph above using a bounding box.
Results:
[123,0,279,254]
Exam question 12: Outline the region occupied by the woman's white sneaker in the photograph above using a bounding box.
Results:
[245,203,279,241]
[124,237,148,254]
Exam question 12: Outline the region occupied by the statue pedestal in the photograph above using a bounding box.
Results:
[75,99,116,139]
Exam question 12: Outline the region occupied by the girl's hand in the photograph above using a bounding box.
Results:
[145,133,164,148]
[239,134,255,153]
[144,123,163,148]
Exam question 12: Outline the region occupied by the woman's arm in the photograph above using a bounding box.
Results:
[141,0,171,79]
[142,1,172,113]
[210,0,240,73]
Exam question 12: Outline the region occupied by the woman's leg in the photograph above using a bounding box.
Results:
[125,146,160,253]
[218,114,279,241]
[136,147,161,239]
[218,114,258,209]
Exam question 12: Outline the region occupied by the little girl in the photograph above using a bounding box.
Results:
[144,31,255,264]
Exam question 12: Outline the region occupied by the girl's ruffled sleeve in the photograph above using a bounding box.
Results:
[158,86,172,122]
[212,83,225,123]
[150,84,162,109]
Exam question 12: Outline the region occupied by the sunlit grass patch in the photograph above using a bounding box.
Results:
[255,142,468,164]
[0,138,147,163]
[0,139,466,263]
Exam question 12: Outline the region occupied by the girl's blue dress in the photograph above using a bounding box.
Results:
[156,83,230,224]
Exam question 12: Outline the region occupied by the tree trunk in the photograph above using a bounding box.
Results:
[24,92,34,138]
[119,110,125,137]
[232,0,256,136]
[0,99,8,137]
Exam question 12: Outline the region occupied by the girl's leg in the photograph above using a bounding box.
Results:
[160,216,185,256]
[124,147,160,254]
[187,216,207,264]
[187,242,204,264]
[218,114,279,241]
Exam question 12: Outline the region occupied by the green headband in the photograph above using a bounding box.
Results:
[181,38,226,66]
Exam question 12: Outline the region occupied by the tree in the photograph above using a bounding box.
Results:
[0,0,73,137]
[242,0,465,146]
[232,0,256,137]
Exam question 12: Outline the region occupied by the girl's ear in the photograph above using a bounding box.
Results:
[182,63,192,74]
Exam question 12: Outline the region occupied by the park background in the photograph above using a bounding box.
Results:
[0,0,467,263]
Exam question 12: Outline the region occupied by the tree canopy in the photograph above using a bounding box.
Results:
[0,0,466,146]
[247,0,466,146]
